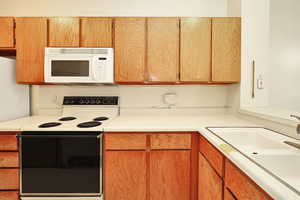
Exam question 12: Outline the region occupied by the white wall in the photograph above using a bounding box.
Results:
[269,0,300,112]
[0,0,227,17]
[32,85,230,115]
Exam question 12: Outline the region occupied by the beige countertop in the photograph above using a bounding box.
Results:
[0,111,299,199]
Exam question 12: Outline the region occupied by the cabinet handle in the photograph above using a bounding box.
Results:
[251,60,255,98]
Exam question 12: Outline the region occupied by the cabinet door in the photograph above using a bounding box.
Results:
[225,159,272,200]
[224,188,238,200]
[198,153,222,200]
[49,17,80,47]
[150,151,190,200]
[15,18,47,83]
[0,169,19,190]
[212,18,241,82]
[105,151,147,200]
[0,17,14,48]
[147,18,179,82]
[80,17,112,47]
[0,191,19,200]
[114,18,146,83]
[180,18,211,82]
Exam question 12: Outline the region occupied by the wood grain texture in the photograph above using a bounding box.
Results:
[105,151,147,200]
[49,17,80,47]
[198,153,223,200]
[80,17,112,47]
[0,135,18,151]
[0,17,14,48]
[180,17,211,82]
[147,18,179,82]
[212,17,241,82]
[15,17,47,83]
[224,188,238,200]
[105,134,147,150]
[225,159,273,200]
[149,151,190,200]
[0,152,19,168]
[199,135,224,177]
[0,191,19,200]
[114,18,146,83]
[0,169,19,190]
[150,134,191,150]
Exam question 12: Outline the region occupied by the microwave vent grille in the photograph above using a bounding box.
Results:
[47,48,109,55]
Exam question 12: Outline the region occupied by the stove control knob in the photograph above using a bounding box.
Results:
[79,100,84,104]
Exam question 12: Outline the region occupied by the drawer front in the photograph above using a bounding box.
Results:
[225,160,272,200]
[105,134,147,150]
[150,134,192,150]
[199,135,224,177]
[0,169,19,190]
[0,191,19,200]
[0,152,19,168]
[0,135,18,151]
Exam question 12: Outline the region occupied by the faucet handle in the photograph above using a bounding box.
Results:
[290,115,300,121]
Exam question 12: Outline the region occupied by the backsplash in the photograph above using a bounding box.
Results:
[31,85,230,115]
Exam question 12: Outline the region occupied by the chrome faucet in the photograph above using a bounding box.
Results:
[290,115,300,134]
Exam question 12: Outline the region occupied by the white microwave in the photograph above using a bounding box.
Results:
[44,48,114,83]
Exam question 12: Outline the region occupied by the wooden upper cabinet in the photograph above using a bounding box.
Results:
[150,151,190,200]
[49,17,80,47]
[0,17,14,48]
[147,18,179,82]
[114,18,146,83]
[212,17,241,82]
[80,17,112,47]
[198,153,223,200]
[105,151,147,200]
[15,17,47,83]
[180,18,211,82]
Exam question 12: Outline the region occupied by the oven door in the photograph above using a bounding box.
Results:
[19,132,102,197]
[44,55,97,83]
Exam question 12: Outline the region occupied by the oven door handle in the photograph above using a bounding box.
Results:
[17,135,101,139]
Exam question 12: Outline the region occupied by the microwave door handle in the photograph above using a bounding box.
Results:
[92,57,100,81]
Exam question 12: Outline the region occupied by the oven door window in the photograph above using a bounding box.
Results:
[21,137,100,194]
[51,60,90,77]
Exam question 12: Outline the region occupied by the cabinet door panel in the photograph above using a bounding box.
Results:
[180,18,211,82]
[105,151,146,200]
[147,18,179,82]
[114,18,146,83]
[212,18,241,82]
[0,169,19,190]
[0,191,19,200]
[15,17,47,83]
[150,151,190,200]
[198,153,222,200]
[225,159,272,200]
[49,17,80,47]
[0,152,19,168]
[105,134,147,150]
[80,17,112,47]
[150,134,191,150]
[199,135,224,177]
[0,17,14,48]
[0,134,18,151]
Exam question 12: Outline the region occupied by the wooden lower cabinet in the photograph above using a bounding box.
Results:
[224,160,272,200]
[0,191,19,200]
[198,153,222,200]
[224,188,237,200]
[150,151,190,200]
[0,169,19,190]
[105,151,147,200]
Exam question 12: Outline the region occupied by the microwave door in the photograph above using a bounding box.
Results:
[46,56,94,83]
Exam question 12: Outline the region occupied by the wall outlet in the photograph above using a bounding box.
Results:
[257,75,264,89]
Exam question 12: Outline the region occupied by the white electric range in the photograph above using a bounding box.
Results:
[22,96,119,131]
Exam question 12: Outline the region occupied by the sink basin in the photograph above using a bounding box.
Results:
[252,154,300,193]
